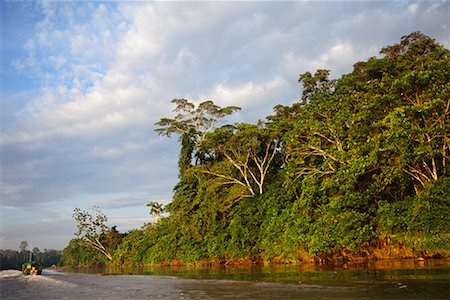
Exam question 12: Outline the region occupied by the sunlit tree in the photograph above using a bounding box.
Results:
[73,207,113,261]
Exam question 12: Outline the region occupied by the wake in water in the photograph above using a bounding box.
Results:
[1,269,74,284]
[0,270,22,278]
[1,269,79,299]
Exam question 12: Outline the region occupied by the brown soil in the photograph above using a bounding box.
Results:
[153,240,450,267]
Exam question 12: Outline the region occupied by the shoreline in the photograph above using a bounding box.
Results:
[62,255,450,270]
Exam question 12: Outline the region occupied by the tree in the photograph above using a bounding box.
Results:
[19,241,28,253]
[155,99,241,172]
[298,69,333,103]
[155,99,241,217]
[60,32,449,266]
[73,207,113,261]
[155,99,241,149]
[200,123,280,198]
[264,31,450,257]
[113,228,153,265]
[379,33,450,193]
[147,201,165,221]
[61,239,97,267]
[1,248,61,270]
[280,70,350,189]
[19,241,28,254]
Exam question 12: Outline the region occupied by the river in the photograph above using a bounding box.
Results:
[1,259,449,299]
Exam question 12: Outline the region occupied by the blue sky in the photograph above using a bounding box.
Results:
[1,1,449,251]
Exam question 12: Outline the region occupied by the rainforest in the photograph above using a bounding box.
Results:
[61,32,450,267]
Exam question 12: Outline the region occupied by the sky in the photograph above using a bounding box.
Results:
[1,1,449,251]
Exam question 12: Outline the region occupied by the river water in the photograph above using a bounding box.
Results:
[1,259,449,299]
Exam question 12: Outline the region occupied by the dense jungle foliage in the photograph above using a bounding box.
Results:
[62,32,449,267]
[1,242,61,270]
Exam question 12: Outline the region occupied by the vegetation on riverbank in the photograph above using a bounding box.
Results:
[0,242,61,270]
[62,32,450,268]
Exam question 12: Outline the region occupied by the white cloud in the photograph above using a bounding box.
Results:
[24,39,36,53]
[204,77,287,108]
[319,43,356,74]
[70,34,90,56]
[282,42,358,80]
[1,0,449,249]
[408,3,419,14]
[47,55,66,69]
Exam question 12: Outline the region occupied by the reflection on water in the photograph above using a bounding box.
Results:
[64,259,450,282]
[57,259,450,299]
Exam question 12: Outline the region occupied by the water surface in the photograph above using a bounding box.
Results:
[58,259,450,299]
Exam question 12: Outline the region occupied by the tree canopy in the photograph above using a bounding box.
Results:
[63,32,450,267]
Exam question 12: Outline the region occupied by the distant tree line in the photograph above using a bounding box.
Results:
[62,32,449,267]
[0,241,61,270]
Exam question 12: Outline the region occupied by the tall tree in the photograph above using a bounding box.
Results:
[200,123,279,198]
[155,99,241,212]
[379,32,450,193]
[19,241,28,253]
[155,99,241,149]
[73,207,113,261]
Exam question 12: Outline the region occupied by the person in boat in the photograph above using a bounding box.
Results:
[22,261,43,275]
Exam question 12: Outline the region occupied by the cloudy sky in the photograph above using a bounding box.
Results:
[1,1,448,251]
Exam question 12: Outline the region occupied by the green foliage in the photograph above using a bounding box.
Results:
[113,227,153,265]
[61,239,99,267]
[1,247,62,270]
[61,32,450,266]
[377,177,450,252]
[72,207,124,262]
[154,98,241,149]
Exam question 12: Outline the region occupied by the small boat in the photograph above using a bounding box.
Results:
[21,246,42,275]
[22,261,43,275]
